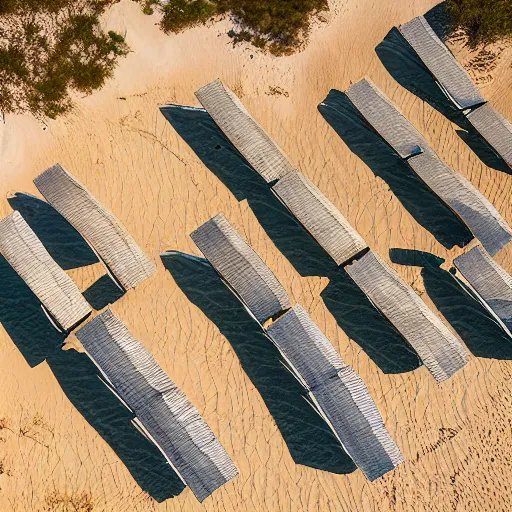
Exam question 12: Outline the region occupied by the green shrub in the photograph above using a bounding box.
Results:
[446,0,512,47]
[139,0,159,15]
[0,0,128,118]
[135,0,328,53]
[252,35,267,49]
[216,0,328,52]
[160,0,216,33]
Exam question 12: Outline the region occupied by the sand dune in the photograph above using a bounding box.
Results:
[0,0,511,510]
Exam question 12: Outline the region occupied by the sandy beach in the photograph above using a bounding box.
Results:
[0,0,511,510]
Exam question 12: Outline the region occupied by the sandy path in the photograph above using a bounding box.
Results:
[0,1,511,510]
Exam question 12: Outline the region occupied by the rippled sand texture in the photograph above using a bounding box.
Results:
[1,0,511,510]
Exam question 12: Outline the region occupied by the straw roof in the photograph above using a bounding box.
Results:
[347,80,511,254]
[345,78,426,159]
[76,309,238,502]
[346,250,469,382]
[399,15,485,110]
[311,367,404,481]
[454,245,512,334]
[0,211,91,331]
[195,79,296,183]
[266,305,345,389]
[272,171,368,265]
[408,149,512,255]
[34,164,156,291]
[267,305,403,481]
[467,103,512,170]
[190,213,291,324]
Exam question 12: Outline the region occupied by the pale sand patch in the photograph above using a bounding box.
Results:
[0,0,511,510]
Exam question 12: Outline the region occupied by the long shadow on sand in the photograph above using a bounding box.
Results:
[161,251,356,474]
[390,248,512,359]
[0,256,184,501]
[8,193,98,270]
[321,269,421,373]
[83,275,125,310]
[8,193,125,309]
[162,104,421,375]
[374,3,511,174]
[318,90,474,250]
[160,105,336,277]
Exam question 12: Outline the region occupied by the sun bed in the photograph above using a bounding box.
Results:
[266,304,403,481]
[34,164,156,291]
[76,309,238,502]
[346,79,512,255]
[399,15,485,110]
[454,245,512,336]
[345,250,469,382]
[190,214,291,324]
[0,211,91,331]
[271,171,368,265]
[195,79,296,183]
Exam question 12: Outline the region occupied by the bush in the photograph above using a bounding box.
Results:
[136,0,328,54]
[139,0,159,15]
[216,0,328,53]
[0,0,128,118]
[160,0,216,33]
[446,0,512,47]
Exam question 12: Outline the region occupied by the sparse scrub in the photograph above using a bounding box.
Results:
[137,0,328,54]
[0,459,12,476]
[160,0,216,33]
[217,0,328,54]
[446,0,512,47]
[0,0,128,119]
[45,491,94,512]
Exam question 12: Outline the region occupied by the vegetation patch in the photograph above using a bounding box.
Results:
[0,0,128,119]
[137,0,329,55]
[45,491,94,512]
[446,0,512,47]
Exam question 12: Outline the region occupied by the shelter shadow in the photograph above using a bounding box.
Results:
[83,274,125,310]
[0,256,184,501]
[161,250,356,474]
[160,105,336,277]
[318,91,473,249]
[8,192,98,270]
[321,269,421,374]
[9,193,126,308]
[390,248,512,359]
[375,27,464,125]
[375,16,510,173]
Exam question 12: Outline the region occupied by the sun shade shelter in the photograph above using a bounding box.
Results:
[398,15,485,110]
[345,78,426,159]
[34,164,156,291]
[271,171,368,265]
[76,309,238,502]
[345,79,512,255]
[399,15,512,170]
[266,304,404,481]
[454,245,512,336]
[0,211,91,331]
[346,250,469,382]
[407,149,512,255]
[195,78,296,183]
[466,104,512,170]
[190,214,291,324]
